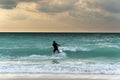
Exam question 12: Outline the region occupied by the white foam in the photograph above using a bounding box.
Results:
[59,46,91,52]
[0,62,120,74]
[19,54,67,61]
[52,52,66,58]
[96,43,120,49]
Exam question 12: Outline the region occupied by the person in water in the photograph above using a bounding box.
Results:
[52,41,60,54]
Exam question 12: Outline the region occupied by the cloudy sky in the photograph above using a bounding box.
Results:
[0,0,120,32]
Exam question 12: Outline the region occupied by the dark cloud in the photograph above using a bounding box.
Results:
[37,0,78,13]
[84,0,120,14]
[98,0,120,13]
[0,0,120,14]
[0,0,16,9]
[0,0,40,9]
[36,0,120,14]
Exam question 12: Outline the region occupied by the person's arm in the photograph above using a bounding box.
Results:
[57,43,60,46]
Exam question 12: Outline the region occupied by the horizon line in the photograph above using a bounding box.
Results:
[0,31,120,33]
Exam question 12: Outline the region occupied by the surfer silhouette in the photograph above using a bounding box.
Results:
[52,41,60,54]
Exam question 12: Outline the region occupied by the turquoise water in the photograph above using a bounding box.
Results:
[0,33,120,74]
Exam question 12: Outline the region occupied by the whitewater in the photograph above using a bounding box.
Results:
[0,33,120,74]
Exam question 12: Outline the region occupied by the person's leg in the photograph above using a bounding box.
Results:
[53,49,56,53]
[57,49,60,53]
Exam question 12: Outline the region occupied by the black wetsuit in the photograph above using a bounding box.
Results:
[53,42,60,53]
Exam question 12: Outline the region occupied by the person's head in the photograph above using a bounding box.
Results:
[53,41,56,43]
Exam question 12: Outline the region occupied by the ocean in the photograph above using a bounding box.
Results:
[0,33,120,74]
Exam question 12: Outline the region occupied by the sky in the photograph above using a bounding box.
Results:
[0,0,120,32]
